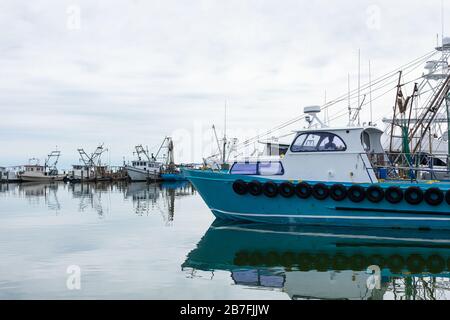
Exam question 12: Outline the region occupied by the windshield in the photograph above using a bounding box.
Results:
[291,132,347,153]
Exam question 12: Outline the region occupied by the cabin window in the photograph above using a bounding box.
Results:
[258,162,284,176]
[361,132,371,152]
[291,132,347,153]
[230,162,284,176]
[230,162,258,175]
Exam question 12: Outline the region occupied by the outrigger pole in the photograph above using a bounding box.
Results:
[389,71,403,153]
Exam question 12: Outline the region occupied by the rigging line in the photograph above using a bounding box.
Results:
[326,54,430,108]
[379,85,443,143]
[233,50,438,150]
[235,72,409,150]
[357,74,427,112]
[412,78,447,122]
[344,54,436,103]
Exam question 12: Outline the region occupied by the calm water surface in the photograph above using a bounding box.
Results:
[1,181,450,300]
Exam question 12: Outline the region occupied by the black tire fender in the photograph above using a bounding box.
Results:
[263,182,279,198]
[232,180,248,195]
[295,182,312,199]
[248,181,263,196]
[385,186,403,204]
[404,186,424,205]
[366,185,384,203]
[330,184,347,202]
[312,183,330,200]
[279,182,295,198]
[424,188,444,206]
[348,185,366,203]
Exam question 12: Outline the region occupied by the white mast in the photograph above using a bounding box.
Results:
[369,60,373,125]
[347,73,351,125]
[222,101,227,164]
[358,49,361,125]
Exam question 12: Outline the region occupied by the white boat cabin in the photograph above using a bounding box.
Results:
[230,126,384,184]
[131,160,161,172]
[71,165,91,179]
[24,165,46,173]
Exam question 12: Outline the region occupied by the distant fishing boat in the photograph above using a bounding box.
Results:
[159,137,187,181]
[19,151,66,182]
[125,145,162,181]
[126,138,187,182]
[185,106,450,230]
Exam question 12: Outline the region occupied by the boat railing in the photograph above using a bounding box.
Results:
[364,152,450,181]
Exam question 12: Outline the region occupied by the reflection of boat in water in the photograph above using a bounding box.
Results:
[183,221,450,300]
[160,180,191,191]
[125,182,161,216]
[125,181,194,219]
[17,182,62,212]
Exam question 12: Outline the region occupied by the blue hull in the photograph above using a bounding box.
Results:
[183,220,450,276]
[185,169,450,230]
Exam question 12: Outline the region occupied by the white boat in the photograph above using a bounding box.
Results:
[19,151,66,182]
[125,145,162,181]
[68,164,94,182]
[19,164,66,182]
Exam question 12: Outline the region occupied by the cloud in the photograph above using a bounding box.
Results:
[0,0,447,166]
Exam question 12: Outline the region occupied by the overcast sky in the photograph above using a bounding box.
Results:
[0,0,448,167]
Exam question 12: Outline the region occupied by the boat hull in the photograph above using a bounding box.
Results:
[185,169,450,230]
[20,174,66,182]
[125,166,160,181]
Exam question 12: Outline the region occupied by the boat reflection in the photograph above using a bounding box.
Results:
[1,181,195,220]
[183,221,450,300]
[18,182,63,213]
[69,182,116,217]
[124,181,194,222]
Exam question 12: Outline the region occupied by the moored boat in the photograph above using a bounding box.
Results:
[125,145,162,181]
[19,151,66,183]
[185,107,450,230]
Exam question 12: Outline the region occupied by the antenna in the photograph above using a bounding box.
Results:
[347,73,351,124]
[358,49,361,125]
[223,101,227,164]
[369,60,373,124]
[442,0,445,47]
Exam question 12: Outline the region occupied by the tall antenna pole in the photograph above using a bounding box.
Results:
[348,73,351,124]
[358,49,361,125]
[389,71,403,153]
[222,101,227,165]
[323,90,327,125]
[442,0,445,47]
[369,60,373,125]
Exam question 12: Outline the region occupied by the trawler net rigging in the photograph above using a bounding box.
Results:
[221,49,446,160]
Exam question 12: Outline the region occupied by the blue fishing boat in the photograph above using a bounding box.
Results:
[184,108,450,230]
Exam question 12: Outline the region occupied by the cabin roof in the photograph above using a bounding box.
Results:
[295,126,383,134]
